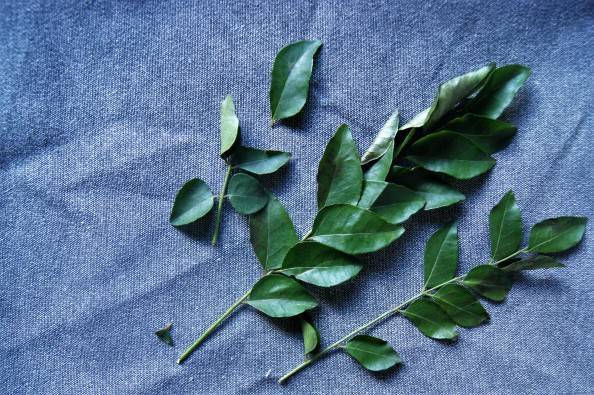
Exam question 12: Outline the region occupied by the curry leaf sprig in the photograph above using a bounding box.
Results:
[278,191,587,383]
[169,94,291,245]
[175,60,532,365]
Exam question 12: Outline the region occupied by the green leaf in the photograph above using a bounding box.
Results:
[463,265,512,302]
[170,178,214,226]
[281,241,363,287]
[432,284,489,328]
[227,173,269,215]
[463,64,531,119]
[220,95,239,156]
[444,114,517,154]
[360,182,425,224]
[528,216,587,253]
[309,204,405,255]
[249,196,299,271]
[424,221,459,289]
[358,180,388,209]
[270,40,322,123]
[344,335,401,371]
[228,146,291,175]
[388,166,465,210]
[364,140,394,182]
[501,255,566,272]
[406,131,496,179]
[361,111,399,164]
[155,323,174,346]
[402,298,458,340]
[300,316,320,354]
[247,274,318,318]
[317,124,363,209]
[489,190,522,261]
[400,64,495,130]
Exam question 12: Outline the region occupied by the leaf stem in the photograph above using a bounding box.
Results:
[278,247,528,384]
[211,165,233,246]
[177,289,250,364]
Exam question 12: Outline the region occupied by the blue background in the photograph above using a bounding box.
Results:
[1,1,593,394]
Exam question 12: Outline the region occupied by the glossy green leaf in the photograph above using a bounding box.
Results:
[464,64,531,119]
[317,124,363,209]
[170,178,214,226]
[364,140,394,182]
[489,190,522,261]
[528,216,587,253]
[309,204,405,254]
[270,40,322,123]
[432,284,489,328]
[227,173,269,215]
[300,316,320,354]
[220,95,239,156]
[500,255,565,272]
[424,221,459,289]
[155,323,174,346]
[463,265,512,302]
[228,146,291,175]
[358,181,388,209]
[344,335,401,372]
[388,166,465,210]
[281,241,363,287]
[400,64,495,130]
[361,111,399,164]
[402,298,458,340]
[246,274,318,318]
[361,183,425,224]
[406,131,496,179]
[444,114,517,154]
[249,196,299,270]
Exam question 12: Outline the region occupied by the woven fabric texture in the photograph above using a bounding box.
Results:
[1,1,593,394]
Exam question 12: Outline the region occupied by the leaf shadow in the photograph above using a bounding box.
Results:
[173,209,215,243]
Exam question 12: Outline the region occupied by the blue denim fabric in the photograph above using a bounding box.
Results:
[1,1,592,394]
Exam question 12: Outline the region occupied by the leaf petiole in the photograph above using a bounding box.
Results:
[211,165,234,246]
[177,289,250,364]
[278,247,528,383]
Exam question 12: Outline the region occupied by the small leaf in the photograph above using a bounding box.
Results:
[359,182,425,224]
[501,255,565,272]
[364,141,394,183]
[170,178,214,226]
[361,111,399,164]
[309,204,405,255]
[317,125,363,209]
[463,64,531,119]
[227,173,269,215]
[300,316,320,355]
[463,265,512,302]
[270,40,322,123]
[358,180,388,209]
[228,147,291,175]
[400,64,495,130]
[344,335,401,371]
[281,241,363,287]
[406,131,496,179]
[432,284,489,328]
[246,274,318,318]
[489,190,522,261]
[220,95,239,156]
[388,166,465,210]
[528,216,587,253]
[424,221,459,289]
[402,298,458,340]
[444,114,517,154]
[155,323,174,346]
[249,196,299,271]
